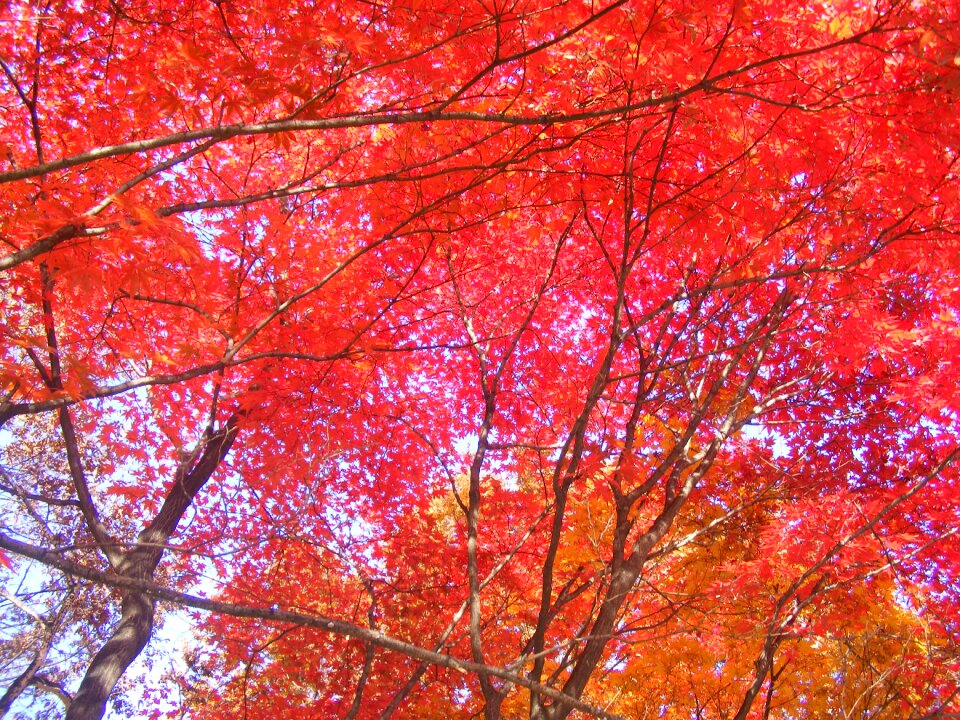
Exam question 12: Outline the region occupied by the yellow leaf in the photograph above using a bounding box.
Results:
[828,15,853,38]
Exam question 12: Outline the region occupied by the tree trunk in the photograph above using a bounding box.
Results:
[64,417,239,720]
[65,593,154,720]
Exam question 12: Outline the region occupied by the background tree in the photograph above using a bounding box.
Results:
[1,0,959,719]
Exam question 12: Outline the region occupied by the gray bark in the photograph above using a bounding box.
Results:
[64,418,239,720]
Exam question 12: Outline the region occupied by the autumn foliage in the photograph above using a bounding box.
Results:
[1,0,959,718]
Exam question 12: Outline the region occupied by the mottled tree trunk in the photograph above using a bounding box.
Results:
[65,418,239,720]
[66,593,154,720]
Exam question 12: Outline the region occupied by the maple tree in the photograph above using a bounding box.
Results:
[1,0,959,718]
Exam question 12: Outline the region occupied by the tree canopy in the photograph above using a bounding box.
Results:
[0,0,959,718]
